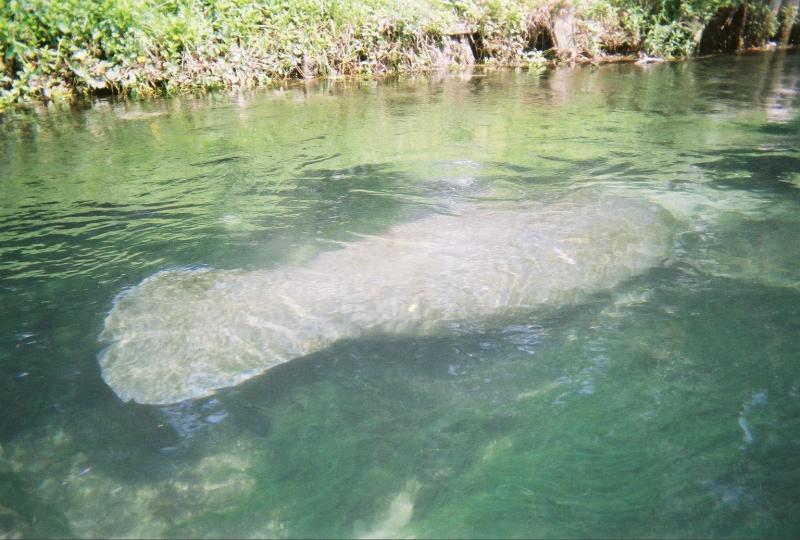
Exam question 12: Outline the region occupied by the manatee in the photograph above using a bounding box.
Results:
[98,191,674,404]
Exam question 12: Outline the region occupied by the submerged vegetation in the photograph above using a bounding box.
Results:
[0,0,798,108]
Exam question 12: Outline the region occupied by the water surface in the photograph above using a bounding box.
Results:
[2,51,800,538]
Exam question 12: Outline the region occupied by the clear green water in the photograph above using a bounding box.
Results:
[2,51,800,538]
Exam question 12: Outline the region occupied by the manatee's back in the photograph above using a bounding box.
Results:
[98,193,673,405]
[309,194,673,328]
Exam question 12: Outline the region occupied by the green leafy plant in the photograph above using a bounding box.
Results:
[1,0,794,111]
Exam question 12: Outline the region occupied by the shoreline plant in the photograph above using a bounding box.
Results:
[1,0,798,111]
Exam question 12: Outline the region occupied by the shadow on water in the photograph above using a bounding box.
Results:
[696,146,800,196]
[190,155,249,167]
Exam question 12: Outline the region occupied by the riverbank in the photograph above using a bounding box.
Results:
[1,0,799,111]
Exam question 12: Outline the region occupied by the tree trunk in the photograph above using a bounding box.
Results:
[699,4,749,53]
[552,2,577,61]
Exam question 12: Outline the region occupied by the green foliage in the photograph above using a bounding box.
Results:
[0,0,793,109]
[643,19,697,57]
[606,0,788,57]
[743,1,780,46]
